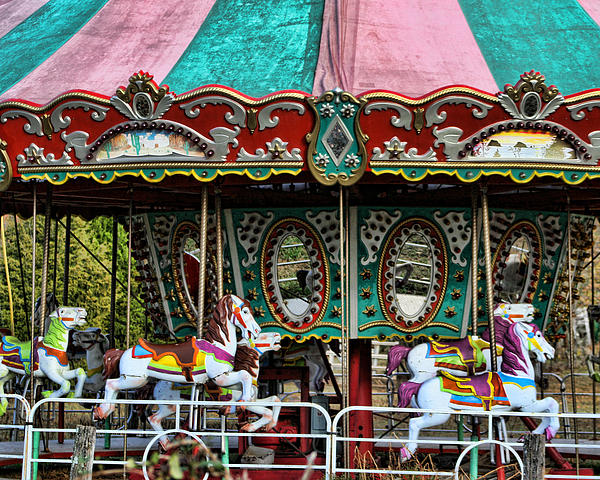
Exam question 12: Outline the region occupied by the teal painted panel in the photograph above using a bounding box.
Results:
[163,0,325,97]
[0,0,109,96]
[356,207,472,341]
[228,207,341,342]
[458,0,600,95]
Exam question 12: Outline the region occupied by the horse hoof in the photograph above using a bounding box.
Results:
[400,447,412,462]
[92,406,104,420]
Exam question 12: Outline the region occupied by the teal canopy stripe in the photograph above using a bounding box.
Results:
[0,0,109,97]
[163,0,325,97]
[458,0,600,95]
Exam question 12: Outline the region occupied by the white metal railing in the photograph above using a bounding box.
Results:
[331,406,600,480]
[0,393,29,479]
[23,397,331,480]
[4,394,600,480]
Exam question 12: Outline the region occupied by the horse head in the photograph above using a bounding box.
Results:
[493,302,534,323]
[519,322,554,363]
[52,306,88,329]
[227,294,261,340]
[250,331,281,354]
[71,327,109,353]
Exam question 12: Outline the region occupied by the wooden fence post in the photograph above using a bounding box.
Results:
[70,425,96,480]
[523,433,545,480]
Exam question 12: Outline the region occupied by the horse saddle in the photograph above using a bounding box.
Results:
[0,336,39,373]
[134,337,199,382]
[440,371,509,410]
[429,337,494,375]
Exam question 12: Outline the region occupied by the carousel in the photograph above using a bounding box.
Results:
[0,1,600,479]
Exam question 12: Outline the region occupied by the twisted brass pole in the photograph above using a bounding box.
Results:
[481,186,498,372]
[29,185,37,408]
[197,186,209,337]
[215,188,224,298]
[471,185,479,336]
[39,185,52,335]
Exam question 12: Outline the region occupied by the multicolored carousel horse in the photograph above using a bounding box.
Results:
[142,331,282,449]
[387,303,534,407]
[0,306,88,414]
[399,320,558,461]
[94,294,261,420]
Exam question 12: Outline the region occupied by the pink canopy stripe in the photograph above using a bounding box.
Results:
[578,0,600,31]
[1,0,216,104]
[0,0,50,40]
[313,0,497,96]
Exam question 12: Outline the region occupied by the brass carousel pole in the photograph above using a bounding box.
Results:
[471,185,479,337]
[215,188,224,298]
[477,185,497,480]
[481,186,498,372]
[29,184,37,408]
[215,187,228,467]
[39,185,52,335]
[566,196,580,474]
[28,185,39,480]
[339,185,349,465]
[197,186,209,337]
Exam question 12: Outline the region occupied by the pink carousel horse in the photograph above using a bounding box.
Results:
[93,294,261,420]
[387,303,534,407]
[400,321,558,461]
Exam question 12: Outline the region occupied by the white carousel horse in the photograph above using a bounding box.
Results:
[147,331,282,449]
[94,294,261,420]
[387,303,534,407]
[0,306,88,413]
[400,321,558,461]
[69,327,110,394]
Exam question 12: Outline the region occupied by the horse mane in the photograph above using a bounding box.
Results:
[481,316,512,345]
[499,323,528,375]
[481,316,528,375]
[234,344,260,378]
[203,296,232,345]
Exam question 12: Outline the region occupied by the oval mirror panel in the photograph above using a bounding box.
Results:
[262,218,329,332]
[276,234,312,318]
[394,232,434,317]
[379,218,447,331]
[492,220,541,304]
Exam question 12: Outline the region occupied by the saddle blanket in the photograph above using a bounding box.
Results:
[427,337,501,374]
[0,337,41,373]
[132,338,234,380]
[440,371,510,411]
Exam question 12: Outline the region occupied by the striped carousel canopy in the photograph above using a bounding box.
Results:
[1,0,600,103]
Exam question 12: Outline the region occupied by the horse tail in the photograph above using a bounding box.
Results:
[102,348,125,380]
[386,345,412,376]
[397,381,422,408]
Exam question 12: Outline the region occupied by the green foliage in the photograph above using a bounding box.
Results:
[0,214,152,346]
[142,439,227,480]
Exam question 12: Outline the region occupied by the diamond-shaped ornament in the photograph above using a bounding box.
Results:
[322,116,352,166]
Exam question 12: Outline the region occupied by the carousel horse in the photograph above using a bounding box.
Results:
[145,331,282,449]
[0,306,88,413]
[400,320,558,461]
[69,327,110,394]
[94,294,261,420]
[387,303,534,407]
[279,338,339,394]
